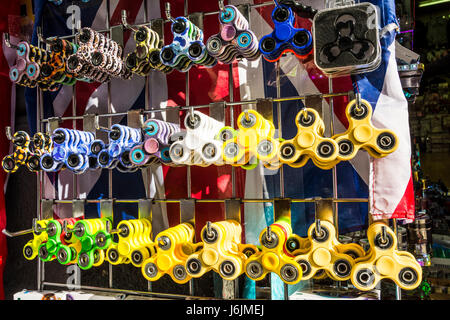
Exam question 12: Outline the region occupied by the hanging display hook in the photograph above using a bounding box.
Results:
[4,33,20,50]
[218,0,225,11]
[121,10,139,33]
[165,2,176,23]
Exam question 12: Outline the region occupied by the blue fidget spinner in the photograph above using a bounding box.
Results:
[40,128,94,174]
[160,17,217,72]
[97,124,142,172]
[259,3,313,62]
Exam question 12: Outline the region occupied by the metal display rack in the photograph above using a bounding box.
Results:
[5,0,404,300]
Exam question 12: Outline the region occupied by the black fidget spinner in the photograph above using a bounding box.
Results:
[320,14,375,63]
[313,3,381,76]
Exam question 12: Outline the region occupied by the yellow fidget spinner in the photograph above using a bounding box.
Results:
[185,220,257,281]
[333,99,398,162]
[244,219,303,284]
[292,220,358,281]
[278,108,339,170]
[23,220,49,261]
[141,222,201,284]
[350,222,422,291]
[222,110,282,170]
[106,219,154,267]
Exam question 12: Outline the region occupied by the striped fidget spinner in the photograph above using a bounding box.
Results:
[206,5,260,64]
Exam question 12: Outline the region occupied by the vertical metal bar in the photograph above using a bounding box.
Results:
[183,0,194,297]
[393,218,402,300]
[36,21,44,291]
[276,59,288,300]
[328,78,338,230]
[72,10,78,199]
[142,0,153,294]
[105,0,113,290]
[229,64,236,198]
[328,74,340,292]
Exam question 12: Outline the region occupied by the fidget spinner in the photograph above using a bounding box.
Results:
[313,3,381,76]
[130,119,180,167]
[23,220,50,261]
[332,98,398,163]
[221,110,282,170]
[350,222,422,291]
[244,218,303,284]
[185,220,257,281]
[278,108,339,170]
[206,5,260,64]
[106,219,155,268]
[141,222,202,284]
[97,124,142,173]
[9,41,60,91]
[291,219,363,281]
[160,17,217,72]
[259,2,313,62]
[37,218,80,263]
[126,26,173,76]
[2,131,53,173]
[169,111,225,167]
[66,27,131,82]
[40,128,95,174]
[59,218,112,269]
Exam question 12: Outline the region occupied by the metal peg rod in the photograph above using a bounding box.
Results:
[355,92,363,113]
[206,221,213,238]
[380,225,388,244]
[2,228,34,238]
[316,219,322,236]
[266,225,272,242]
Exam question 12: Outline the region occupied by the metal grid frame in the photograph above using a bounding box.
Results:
[31,0,401,300]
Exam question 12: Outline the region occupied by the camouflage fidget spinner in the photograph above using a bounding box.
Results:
[160,17,217,72]
[39,128,95,174]
[96,124,142,172]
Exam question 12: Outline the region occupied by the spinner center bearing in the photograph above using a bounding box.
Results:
[185,113,201,130]
[161,47,175,63]
[240,112,257,128]
[2,158,16,171]
[202,143,217,159]
[293,30,309,47]
[188,43,203,58]
[173,19,187,34]
[202,227,219,244]
[273,7,290,23]
[135,28,148,42]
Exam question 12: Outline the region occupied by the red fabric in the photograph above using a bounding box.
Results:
[0,0,20,301]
